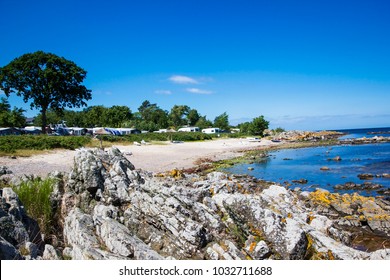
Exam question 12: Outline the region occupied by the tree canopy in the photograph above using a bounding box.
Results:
[213,112,230,131]
[0,51,91,132]
[238,115,269,136]
[0,97,26,127]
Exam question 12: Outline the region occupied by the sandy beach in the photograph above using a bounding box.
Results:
[0,138,279,177]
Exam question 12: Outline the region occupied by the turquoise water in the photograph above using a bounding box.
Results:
[225,138,390,196]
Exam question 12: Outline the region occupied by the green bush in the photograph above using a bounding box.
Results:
[0,135,91,152]
[13,178,55,235]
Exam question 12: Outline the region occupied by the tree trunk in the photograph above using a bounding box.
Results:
[41,108,47,134]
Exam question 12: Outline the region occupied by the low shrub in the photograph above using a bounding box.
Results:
[0,135,91,152]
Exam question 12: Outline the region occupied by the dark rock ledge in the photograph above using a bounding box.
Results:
[1,148,390,260]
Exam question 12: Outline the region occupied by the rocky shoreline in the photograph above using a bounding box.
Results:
[1,147,390,260]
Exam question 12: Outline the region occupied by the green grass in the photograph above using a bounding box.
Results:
[12,178,55,236]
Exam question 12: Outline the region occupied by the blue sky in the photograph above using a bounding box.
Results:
[1,0,389,130]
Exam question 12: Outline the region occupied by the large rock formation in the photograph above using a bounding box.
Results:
[1,148,390,260]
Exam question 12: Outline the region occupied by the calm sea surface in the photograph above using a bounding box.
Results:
[225,127,390,196]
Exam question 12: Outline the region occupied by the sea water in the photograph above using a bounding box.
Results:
[225,128,390,196]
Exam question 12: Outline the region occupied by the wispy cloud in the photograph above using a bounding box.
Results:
[169,75,198,84]
[155,89,172,95]
[186,88,214,94]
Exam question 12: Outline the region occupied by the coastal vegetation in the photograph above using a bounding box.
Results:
[12,177,56,237]
[0,97,26,128]
[0,135,91,154]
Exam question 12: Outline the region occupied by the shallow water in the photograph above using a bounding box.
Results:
[225,142,390,196]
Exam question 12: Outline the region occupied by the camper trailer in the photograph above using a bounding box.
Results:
[178,127,200,132]
[202,128,220,134]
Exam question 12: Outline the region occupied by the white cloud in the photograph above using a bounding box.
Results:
[155,89,172,95]
[186,88,214,94]
[169,75,198,84]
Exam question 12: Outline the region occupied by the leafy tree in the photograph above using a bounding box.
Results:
[0,51,91,133]
[82,105,106,127]
[33,109,62,127]
[238,122,251,134]
[273,127,285,133]
[195,116,213,130]
[169,105,190,128]
[187,109,200,126]
[213,112,229,131]
[136,100,169,131]
[0,97,26,127]
[103,105,132,127]
[248,115,269,136]
[62,110,85,127]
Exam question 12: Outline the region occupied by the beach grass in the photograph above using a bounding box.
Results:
[12,177,56,236]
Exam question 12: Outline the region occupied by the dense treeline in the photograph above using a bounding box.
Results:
[31,100,230,132]
[30,100,269,135]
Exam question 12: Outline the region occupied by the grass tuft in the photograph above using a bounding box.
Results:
[13,178,55,236]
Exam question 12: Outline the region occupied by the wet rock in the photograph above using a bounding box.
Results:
[328,156,342,161]
[292,179,308,184]
[358,173,374,180]
[377,188,390,196]
[334,182,383,191]
[320,166,330,171]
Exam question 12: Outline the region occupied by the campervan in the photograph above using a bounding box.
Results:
[178,127,200,132]
[202,128,220,134]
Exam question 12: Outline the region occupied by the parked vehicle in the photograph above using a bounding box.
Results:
[178,126,200,132]
[202,127,220,134]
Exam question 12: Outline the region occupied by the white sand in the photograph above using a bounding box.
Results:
[0,138,279,177]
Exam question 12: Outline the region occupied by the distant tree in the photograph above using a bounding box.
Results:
[169,105,190,128]
[137,100,168,130]
[0,97,26,127]
[213,112,230,131]
[82,106,106,127]
[195,116,213,130]
[248,115,269,136]
[187,109,200,126]
[238,122,251,134]
[33,109,62,127]
[273,127,285,133]
[103,105,132,127]
[62,110,85,127]
[0,51,91,133]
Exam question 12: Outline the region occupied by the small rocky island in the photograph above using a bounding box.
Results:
[1,147,390,260]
